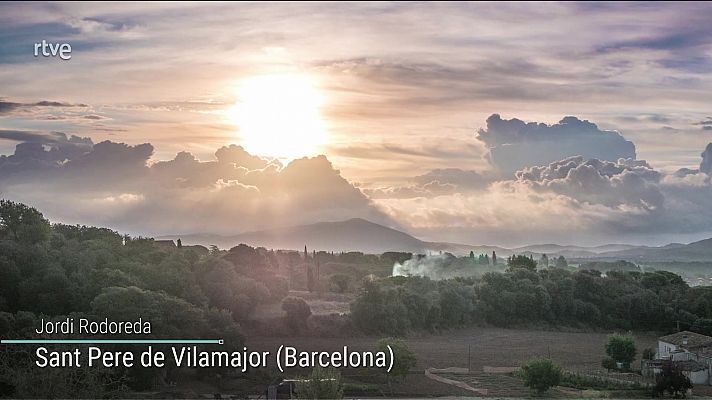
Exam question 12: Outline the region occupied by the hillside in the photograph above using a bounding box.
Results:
[165,218,429,253]
[597,238,712,262]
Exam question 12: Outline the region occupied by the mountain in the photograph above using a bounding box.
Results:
[161,218,712,262]
[511,243,645,259]
[597,238,712,262]
[163,218,429,253]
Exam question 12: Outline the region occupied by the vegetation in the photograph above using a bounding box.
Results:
[295,367,343,399]
[282,296,312,329]
[605,334,637,370]
[653,361,692,398]
[579,260,641,273]
[376,337,417,384]
[329,273,350,293]
[601,357,616,372]
[507,254,537,271]
[351,265,712,335]
[0,200,286,395]
[521,358,562,394]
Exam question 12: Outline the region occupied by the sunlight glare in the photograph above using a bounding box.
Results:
[228,74,327,160]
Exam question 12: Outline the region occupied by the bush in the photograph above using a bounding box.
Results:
[606,334,636,369]
[282,297,312,329]
[329,274,350,293]
[295,367,343,399]
[521,358,562,394]
[602,357,616,372]
[653,361,692,398]
[376,337,417,383]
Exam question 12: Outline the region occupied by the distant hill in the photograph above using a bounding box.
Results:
[597,238,712,262]
[161,219,712,262]
[163,218,429,253]
[511,243,644,259]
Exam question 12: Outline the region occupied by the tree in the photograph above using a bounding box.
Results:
[521,358,562,394]
[555,255,568,268]
[295,367,343,399]
[376,337,417,392]
[282,297,312,329]
[654,361,692,398]
[0,200,50,243]
[329,274,350,293]
[602,357,616,372]
[642,348,655,360]
[606,334,637,370]
[539,254,549,268]
[507,255,537,271]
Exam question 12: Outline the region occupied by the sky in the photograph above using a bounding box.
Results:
[1,2,711,247]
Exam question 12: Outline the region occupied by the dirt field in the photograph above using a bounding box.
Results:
[246,326,659,397]
[247,326,658,372]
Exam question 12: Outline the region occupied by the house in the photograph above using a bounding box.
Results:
[154,239,176,248]
[652,331,712,385]
[658,331,712,360]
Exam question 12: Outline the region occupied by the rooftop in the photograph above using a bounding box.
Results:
[659,331,712,348]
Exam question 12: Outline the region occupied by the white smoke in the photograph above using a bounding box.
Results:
[392,253,461,280]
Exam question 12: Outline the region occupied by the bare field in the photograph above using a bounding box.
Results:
[246,326,659,397]
[247,326,658,372]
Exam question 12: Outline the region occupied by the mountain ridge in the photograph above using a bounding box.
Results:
[159,218,712,261]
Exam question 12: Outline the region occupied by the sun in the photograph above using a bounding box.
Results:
[228,74,328,160]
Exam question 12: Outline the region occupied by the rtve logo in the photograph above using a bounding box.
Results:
[34,40,72,60]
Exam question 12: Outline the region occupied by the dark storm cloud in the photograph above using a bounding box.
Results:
[476,114,636,175]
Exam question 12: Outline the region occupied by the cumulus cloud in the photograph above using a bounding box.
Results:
[373,142,712,246]
[515,156,663,210]
[477,114,636,175]
[0,139,391,236]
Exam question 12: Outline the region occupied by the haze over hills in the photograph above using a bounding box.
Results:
[595,238,712,262]
[162,218,712,262]
[166,218,429,254]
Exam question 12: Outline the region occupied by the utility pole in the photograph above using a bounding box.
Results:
[468,344,471,372]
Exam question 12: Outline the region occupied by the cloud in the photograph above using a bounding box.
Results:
[373,143,712,246]
[0,99,87,115]
[0,137,391,236]
[694,118,712,131]
[515,156,663,210]
[701,143,712,175]
[364,181,457,199]
[364,168,494,199]
[477,114,636,175]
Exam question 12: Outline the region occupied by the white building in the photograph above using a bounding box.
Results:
[655,331,712,385]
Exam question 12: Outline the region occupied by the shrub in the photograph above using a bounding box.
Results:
[376,337,417,383]
[521,358,562,394]
[295,367,343,399]
[605,334,637,369]
[329,274,350,293]
[602,357,616,372]
[282,297,312,329]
